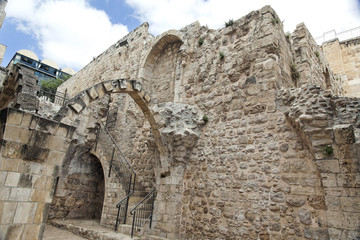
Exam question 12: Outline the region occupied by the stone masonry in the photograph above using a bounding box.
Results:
[0,5,359,240]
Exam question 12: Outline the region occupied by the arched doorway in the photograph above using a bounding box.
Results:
[48,145,105,220]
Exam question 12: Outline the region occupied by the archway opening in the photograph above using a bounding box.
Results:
[48,148,105,220]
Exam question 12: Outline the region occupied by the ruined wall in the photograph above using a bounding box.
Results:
[58,23,155,98]
[322,37,360,97]
[0,108,74,240]
[278,87,360,239]
[52,4,359,240]
[49,150,104,220]
[291,24,342,96]
[108,94,157,191]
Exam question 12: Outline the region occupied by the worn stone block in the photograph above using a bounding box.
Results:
[333,124,355,145]
[0,186,10,200]
[3,124,23,142]
[23,224,43,240]
[47,136,69,152]
[1,224,24,240]
[46,150,66,165]
[321,173,337,187]
[30,189,52,203]
[340,197,360,212]
[315,160,340,173]
[21,144,49,162]
[13,202,36,224]
[20,113,33,127]
[0,158,21,172]
[9,188,31,203]
[5,172,20,187]
[6,110,23,125]
[0,201,17,224]
[87,87,99,100]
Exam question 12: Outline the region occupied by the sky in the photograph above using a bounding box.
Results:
[1,0,360,72]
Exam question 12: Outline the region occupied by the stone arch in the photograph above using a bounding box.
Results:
[54,79,167,162]
[50,148,105,220]
[139,30,184,103]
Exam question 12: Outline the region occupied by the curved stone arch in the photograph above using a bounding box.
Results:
[55,79,167,157]
[139,30,184,103]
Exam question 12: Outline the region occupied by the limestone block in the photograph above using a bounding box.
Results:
[327,211,360,230]
[103,81,113,92]
[20,113,32,127]
[22,224,43,240]
[42,164,58,177]
[325,196,340,211]
[0,201,17,224]
[9,188,31,201]
[13,202,36,224]
[315,160,340,173]
[0,186,10,200]
[2,141,23,159]
[86,87,99,100]
[21,144,49,163]
[321,173,337,187]
[30,189,52,203]
[6,110,24,125]
[339,197,360,212]
[0,157,21,172]
[47,136,69,152]
[5,172,20,187]
[3,124,23,142]
[33,203,47,223]
[333,124,355,145]
[0,224,24,240]
[46,150,66,165]
[337,173,358,187]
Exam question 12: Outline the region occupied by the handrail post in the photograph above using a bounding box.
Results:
[108,147,115,177]
[131,211,136,238]
[115,205,121,232]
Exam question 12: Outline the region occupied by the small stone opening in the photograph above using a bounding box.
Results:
[49,153,105,220]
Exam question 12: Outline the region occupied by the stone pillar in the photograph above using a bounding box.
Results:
[0,108,74,240]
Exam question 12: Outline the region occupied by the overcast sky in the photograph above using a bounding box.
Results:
[1,0,360,72]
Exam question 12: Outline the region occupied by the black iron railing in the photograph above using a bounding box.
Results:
[38,85,69,106]
[130,189,156,238]
[96,122,136,230]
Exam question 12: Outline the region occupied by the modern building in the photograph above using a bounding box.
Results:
[8,49,75,83]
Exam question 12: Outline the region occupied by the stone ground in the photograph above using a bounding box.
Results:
[43,225,86,240]
[44,219,133,240]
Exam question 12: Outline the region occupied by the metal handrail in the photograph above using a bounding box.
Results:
[130,188,156,238]
[96,122,137,232]
[115,187,134,231]
[100,122,136,175]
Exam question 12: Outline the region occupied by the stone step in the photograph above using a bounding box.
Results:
[49,219,134,240]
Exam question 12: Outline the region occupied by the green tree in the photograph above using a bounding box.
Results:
[40,75,69,102]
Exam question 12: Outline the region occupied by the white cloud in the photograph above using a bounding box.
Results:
[126,0,360,39]
[7,0,128,71]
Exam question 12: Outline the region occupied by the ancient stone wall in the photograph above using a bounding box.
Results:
[0,108,74,240]
[58,23,155,98]
[322,37,360,97]
[291,24,342,96]
[49,150,104,220]
[47,4,359,240]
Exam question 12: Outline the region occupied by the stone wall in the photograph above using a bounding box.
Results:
[322,37,360,97]
[49,150,104,220]
[0,108,74,240]
[48,4,359,240]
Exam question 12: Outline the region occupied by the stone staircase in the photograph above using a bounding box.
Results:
[94,122,157,238]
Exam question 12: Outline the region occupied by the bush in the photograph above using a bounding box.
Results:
[225,19,234,27]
